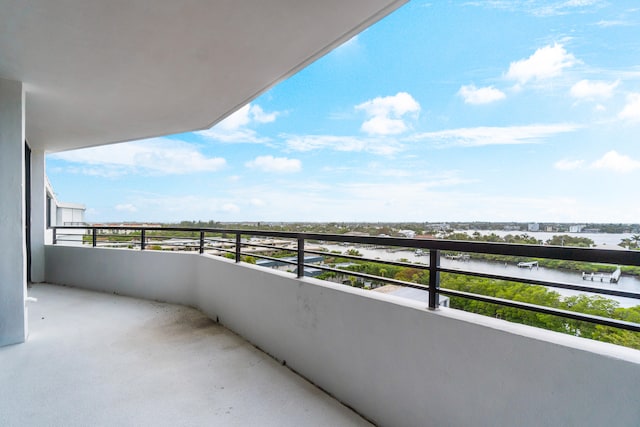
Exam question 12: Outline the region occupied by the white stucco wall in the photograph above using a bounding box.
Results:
[45,245,640,427]
[0,78,27,346]
[30,150,46,283]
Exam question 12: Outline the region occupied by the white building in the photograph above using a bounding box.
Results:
[398,229,416,238]
[528,222,540,232]
[45,180,86,245]
[569,224,586,233]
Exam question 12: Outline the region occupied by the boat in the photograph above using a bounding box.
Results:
[517,261,538,268]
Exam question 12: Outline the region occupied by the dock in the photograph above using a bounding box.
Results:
[582,266,621,283]
[445,253,470,261]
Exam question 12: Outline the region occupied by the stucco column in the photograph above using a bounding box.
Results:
[30,150,46,283]
[0,78,27,346]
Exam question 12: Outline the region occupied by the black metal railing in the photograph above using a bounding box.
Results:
[52,225,640,333]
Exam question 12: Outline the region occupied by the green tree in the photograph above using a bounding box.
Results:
[619,238,632,249]
[546,235,593,248]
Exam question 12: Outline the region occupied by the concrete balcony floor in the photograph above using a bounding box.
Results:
[0,284,371,427]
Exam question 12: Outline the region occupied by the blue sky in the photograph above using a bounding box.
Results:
[47,0,640,223]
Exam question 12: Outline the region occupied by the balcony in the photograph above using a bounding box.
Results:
[0,284,370,426]
[34,226,640,426]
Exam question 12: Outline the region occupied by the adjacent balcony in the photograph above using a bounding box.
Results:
[12,226,640,426]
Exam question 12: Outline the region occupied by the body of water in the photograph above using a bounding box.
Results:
[317,240,640,308]
[453,229,635,250]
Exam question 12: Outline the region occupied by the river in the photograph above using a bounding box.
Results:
[452,229,635,250]
[315,239,640,308]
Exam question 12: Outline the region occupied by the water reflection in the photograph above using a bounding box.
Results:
[318,244,640,308]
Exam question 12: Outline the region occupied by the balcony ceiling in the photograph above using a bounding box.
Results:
[0,0,406,153]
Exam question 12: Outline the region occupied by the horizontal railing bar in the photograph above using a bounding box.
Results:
[52,226,640,266]
[438,267,640,300]
[207,247,236,256]
[304,248,431,270]
[244,253,299,267]
[305,264,431,291]
[239,241,297,251]
[438,288,640,332]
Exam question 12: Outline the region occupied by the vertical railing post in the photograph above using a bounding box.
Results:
[297,237,304,278]
[140,229,146,250]
[235,233,241,262]
[199,231,205,254]
[92,228,97,247]
[53,228,57,245]
[428,249,440,310]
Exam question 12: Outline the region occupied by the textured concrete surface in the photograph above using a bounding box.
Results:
[46,246,640,427]
[0,284,370,427]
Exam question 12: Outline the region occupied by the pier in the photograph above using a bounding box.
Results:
[582,266,621,283]
[445,253,470,261]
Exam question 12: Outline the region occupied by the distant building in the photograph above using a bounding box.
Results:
[528,223,540,232]
[398,230,416,238]
[569,224,585,233]
[46,180,86,246]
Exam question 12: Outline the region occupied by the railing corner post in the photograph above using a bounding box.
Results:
[53,228,57,245]
[92,228,97,247]
[235,233,241,262]
[428,249,441,310]
[297,237,305,278]
[140,229,146,250]
[199,231,205,254]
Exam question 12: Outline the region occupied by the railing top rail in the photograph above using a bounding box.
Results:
[52,225,640,266]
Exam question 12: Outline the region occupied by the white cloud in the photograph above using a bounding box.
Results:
[116,194,247,221]
[619,93,640,121]
[249,105,278,124]
[570,79,619,99]
[554,159,584,170]
[197,103,279,143]
[535,0,602,16]
[458,84,506,104]
[506,44,576,85]
[410,123,579,147]
[361,116,409,135]
[355,92,420,135]
[115,203,138,212]
[217,104,252,130]
[596,20,632,27]
[222,203,240,213]
[591,150,640,173]
[333,35,361,55]
[466,0,604,16]
[285,135,402,156]
[49,138,226,176]
[245,155,301,173]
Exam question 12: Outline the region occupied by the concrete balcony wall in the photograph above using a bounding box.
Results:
[46,246,198,307]
[45,245,640,427]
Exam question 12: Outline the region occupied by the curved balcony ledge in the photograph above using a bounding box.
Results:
[39,244,640,427]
